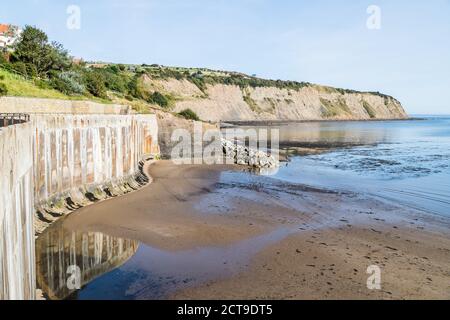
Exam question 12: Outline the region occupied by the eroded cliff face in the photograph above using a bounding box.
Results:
[142,76,408,122]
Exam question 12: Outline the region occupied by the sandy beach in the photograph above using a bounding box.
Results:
[60,160,450,300]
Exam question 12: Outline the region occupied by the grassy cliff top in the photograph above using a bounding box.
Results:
[100,63,398,101]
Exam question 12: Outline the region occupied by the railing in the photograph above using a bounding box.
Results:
[0,113,30,127]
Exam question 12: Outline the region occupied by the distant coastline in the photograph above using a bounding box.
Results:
[221,117,418,128]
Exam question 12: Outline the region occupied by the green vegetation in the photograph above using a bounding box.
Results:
[144,66,312,93]
[50,71,85,95]
[148,91,168,107]
[11,26,71,78]
[0,67,69,99]
[84,70,108,99]
[264,97,276,110]
[147,91,175,109]
[384,96,392,107]
[178,108,200,121]
[0,26,132,103]
[320,97,351,118]
[243,88,260,112]
[362,100,376,118]
[0,25,398,117]
[0,82,7,96]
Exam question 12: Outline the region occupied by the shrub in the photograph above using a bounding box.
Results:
[148,91,169,108]
[190,76,207,93]
[0,54,8,65]
[102,70,128,93]
[49,77,70,95]
[34,79,51,90]
[0,83,7,96]
[178,108,200,121]
[84,71,107,98]
[128,74,146,99]
[25,63,38,78]
[11,61,28,77]
[106,65,120,74]
[50,71,85,95]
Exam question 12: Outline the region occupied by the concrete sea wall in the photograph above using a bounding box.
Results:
[0,113,159,300]
[0,122,36,300]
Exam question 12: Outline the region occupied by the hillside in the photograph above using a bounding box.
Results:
[0,67,112,104]
[0,25,407,122]
[0,62,407,122]
[137,66,407,121]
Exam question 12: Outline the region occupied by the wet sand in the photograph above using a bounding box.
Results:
[62,160,450,300]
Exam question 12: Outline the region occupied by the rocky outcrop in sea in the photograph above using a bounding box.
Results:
[221,139,279,168]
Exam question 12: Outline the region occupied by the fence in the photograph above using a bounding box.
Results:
[0,113,30,127]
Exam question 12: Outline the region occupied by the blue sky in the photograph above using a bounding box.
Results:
[2,0,450,114]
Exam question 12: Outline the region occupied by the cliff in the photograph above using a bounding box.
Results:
[140,72,408,122]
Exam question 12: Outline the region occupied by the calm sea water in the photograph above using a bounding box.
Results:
[258,116,450,217]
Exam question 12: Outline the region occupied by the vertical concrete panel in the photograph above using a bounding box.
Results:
[0,123,35,300]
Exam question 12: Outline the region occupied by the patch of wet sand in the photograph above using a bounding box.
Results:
[61,160,450,299]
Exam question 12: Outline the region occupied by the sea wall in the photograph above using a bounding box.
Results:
[0,97,132,114]
[0,122,36,300]
[32,114,159,233]
[156,111,218,158]
[0,113,159,300]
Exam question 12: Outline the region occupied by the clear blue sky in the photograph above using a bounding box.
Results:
[2,0,450,114]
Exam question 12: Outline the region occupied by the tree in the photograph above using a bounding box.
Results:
[12,26,71,77]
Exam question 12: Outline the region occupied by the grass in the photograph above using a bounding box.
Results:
[0,67,111,103]
[114,96,152,114]
[243,88,260,113]
[0,68,69,99]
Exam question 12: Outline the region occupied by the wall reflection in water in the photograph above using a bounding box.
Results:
[35,225,138,300]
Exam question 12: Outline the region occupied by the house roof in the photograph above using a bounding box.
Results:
[0,24,9,34]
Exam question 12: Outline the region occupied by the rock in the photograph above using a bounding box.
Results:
[221,139,279,168]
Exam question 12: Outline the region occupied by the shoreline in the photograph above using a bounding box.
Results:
[221,117,420,127]
[45,160,450,300]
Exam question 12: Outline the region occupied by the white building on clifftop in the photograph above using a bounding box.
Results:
[0,24,22,50]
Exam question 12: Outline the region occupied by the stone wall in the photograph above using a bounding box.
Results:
[0,114,159,300]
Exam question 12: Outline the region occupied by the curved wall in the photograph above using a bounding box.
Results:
[0,114,159,300]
